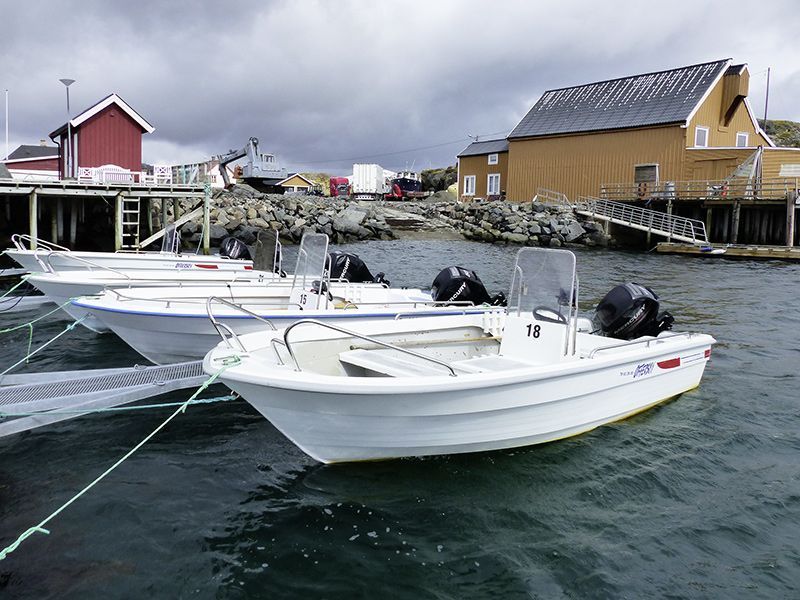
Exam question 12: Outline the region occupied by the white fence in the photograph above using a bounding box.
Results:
[77,164,173,185]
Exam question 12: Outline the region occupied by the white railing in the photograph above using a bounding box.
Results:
[76,164,172,185]
[576,196,708,244]
[535,188,572,208]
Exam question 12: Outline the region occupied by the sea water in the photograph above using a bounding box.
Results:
[1,240,799,598]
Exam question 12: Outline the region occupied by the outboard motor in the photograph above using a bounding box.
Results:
[328,251,389,286]
[592,282,674,340]
[430,266,506,306]
[219,237,252,260]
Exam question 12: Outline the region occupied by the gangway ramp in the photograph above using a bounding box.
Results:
[575,196,708,245]
[0,361,208,437]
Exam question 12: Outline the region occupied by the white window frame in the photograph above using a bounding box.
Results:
[463,175,476,196]
[487,153,499,165]
[487,173,501,195]
[694,126,709,148]
[736,132,749,147]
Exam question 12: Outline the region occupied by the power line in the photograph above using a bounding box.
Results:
[301,129,510,166]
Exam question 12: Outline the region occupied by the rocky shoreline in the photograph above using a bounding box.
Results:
[155,185,611,248]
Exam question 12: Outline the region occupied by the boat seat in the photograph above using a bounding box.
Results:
[449,355,534,373]
[338,349,452,378]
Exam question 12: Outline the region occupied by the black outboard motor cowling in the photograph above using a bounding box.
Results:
[592,282,674,340]
[328,251,389,286]
[431,266,492,305]
[219,237,252,260]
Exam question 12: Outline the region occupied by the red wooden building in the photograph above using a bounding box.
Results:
[49,93,154,178]
[2,143,60,179]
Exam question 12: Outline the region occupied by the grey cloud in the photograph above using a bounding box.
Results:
[2,0,799,172]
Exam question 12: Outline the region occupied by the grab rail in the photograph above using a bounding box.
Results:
[11,234,71,252]
[586,332,699,358]
[206,295,277,331]
[40,251,133,279]
[280,318,458,376]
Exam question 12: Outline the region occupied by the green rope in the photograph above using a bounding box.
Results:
[0,394,239,417]
[0,315,88,377]
[0,357,240,561]
[0,297,75,335]
[0,276,30,301]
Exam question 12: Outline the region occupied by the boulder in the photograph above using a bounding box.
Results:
[563,222,587,242]
[333,207,368,235]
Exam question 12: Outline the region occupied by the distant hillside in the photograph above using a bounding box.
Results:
[760,119,800,148]
[421,165,457,192]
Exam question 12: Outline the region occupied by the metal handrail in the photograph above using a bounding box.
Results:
[12,234,71,252]
[206,296,278,329]
[281,318,458,376]
[577,196,708,244]
[40,251,134,278]
[586,332,698,358]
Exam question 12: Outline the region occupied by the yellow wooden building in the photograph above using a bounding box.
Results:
[495,59,797,202]
[456,139,508,199]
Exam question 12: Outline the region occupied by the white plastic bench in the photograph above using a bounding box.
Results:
[338,349,451,377]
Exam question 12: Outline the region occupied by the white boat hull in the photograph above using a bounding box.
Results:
[28,272,277,333]
[5,249,252,273]
[80,305,477,365]
[218,349,709,463]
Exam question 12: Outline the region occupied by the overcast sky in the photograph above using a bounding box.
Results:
[2,0,798,174]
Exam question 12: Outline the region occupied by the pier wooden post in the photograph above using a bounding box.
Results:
[705,207,713,242]
[114,192,124,251]
[161,197,168,232]
[666,199,673,243]
[56,199,64,242]
[203,183,211,255]
[28,190,38,250]
[788,191,798,247]
[69,199,77,246]
[50,201,58,244]
[731,201,741,244]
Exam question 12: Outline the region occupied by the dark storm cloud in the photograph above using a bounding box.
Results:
[2,0,799,172]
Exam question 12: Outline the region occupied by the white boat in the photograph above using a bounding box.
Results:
[203,248,715,463]
[4,234,253,274]
[26,268,281,333]
[71,233,481,364]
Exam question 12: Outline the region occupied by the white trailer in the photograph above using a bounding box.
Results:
[351,163,389,200]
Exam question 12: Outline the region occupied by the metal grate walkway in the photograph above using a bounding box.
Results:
[575,196,708,244]
[0,361,208,437]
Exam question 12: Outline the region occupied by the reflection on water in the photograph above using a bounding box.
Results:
[2,241,800,598]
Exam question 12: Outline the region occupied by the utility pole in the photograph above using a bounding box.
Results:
[4,89,8,161]
[763,67,771,126]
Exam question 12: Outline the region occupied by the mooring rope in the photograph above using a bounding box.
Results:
[0,357,240,561]
[0,276,30,302]
[0,314,88,377]
[0,298,81,366]
[0,394,239,418]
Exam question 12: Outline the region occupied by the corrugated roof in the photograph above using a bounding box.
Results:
[457,139,509,157]
[509,59,731,139]
[7,145,59,160]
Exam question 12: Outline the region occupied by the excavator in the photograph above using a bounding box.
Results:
[216,137,288,193]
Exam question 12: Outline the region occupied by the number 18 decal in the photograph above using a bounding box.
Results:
[525,323,541,338]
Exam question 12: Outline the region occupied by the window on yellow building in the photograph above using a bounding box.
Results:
[736,132,749,147]
[694,126,709,147]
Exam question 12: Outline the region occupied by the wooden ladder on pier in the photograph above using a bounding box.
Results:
[120,197,141,249]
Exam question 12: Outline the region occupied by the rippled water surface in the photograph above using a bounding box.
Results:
[1,240,799,599]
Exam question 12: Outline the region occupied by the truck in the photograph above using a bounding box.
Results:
[329,176,350,197]
[351,163,389,201]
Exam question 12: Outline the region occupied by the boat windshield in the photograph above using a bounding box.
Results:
[508,248,577,322]
[290,232,329,309]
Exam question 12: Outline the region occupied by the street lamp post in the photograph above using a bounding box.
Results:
[59,78,75,179]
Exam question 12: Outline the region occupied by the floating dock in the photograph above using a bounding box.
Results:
[656,242,800,261]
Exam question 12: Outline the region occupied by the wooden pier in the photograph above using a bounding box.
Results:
[0,179,210,253]
[655,242,800,261]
